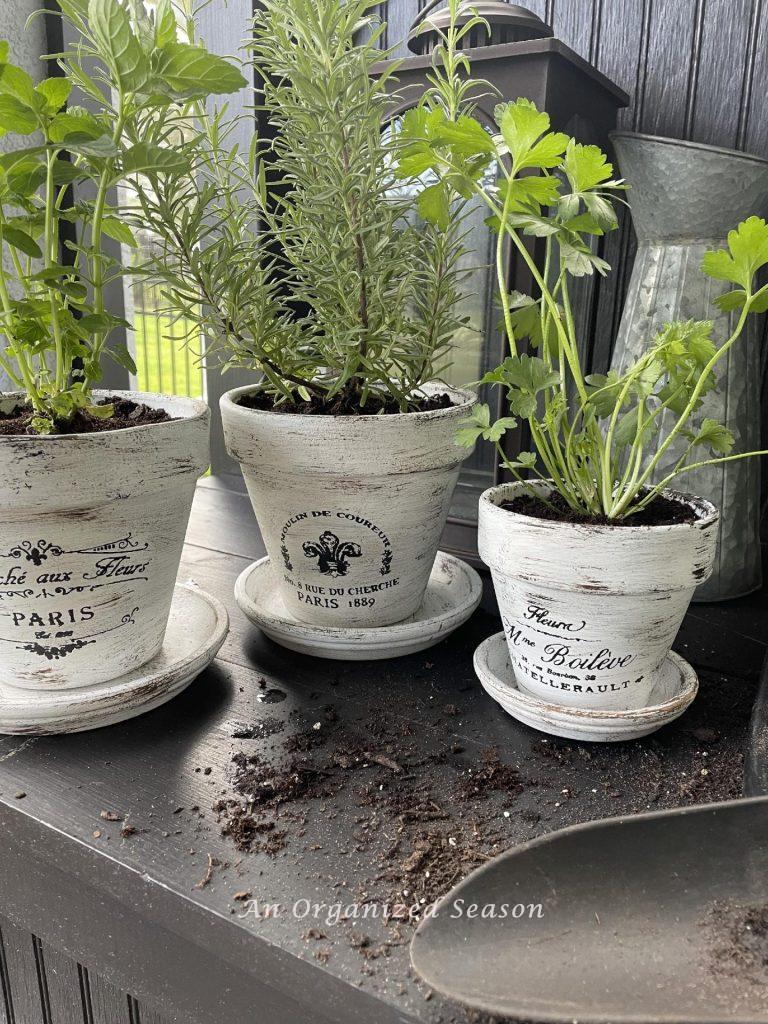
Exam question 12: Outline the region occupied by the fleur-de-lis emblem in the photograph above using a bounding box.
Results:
[7,539,63,567]
[302,531,361,577]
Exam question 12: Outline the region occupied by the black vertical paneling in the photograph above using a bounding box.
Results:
[736,0,764,148]
[691,0,752,146]
[39,944,90,1024]
[0,922,12,1024]
[85,971,132,1024]
[0,917,173,1024]
[744,0,768,154]
[642,0,697,137]
[0,922,46,1024]
[550,0,598,60]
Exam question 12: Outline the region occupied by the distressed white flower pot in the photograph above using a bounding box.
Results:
[0,390,209,690]
[478,481,719,711]
[220,383,475,628]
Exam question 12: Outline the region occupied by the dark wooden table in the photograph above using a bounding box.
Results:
[0,478,764,1024]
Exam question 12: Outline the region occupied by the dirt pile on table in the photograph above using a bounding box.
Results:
[214,649,750,934]
[215,705,532,912]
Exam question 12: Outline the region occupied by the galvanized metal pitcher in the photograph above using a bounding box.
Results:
[610,132,768,601]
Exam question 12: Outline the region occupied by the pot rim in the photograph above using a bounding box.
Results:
[609,130,768,167]
[0,389,209,441]
[220,381,476,422]
[479,480,719,533]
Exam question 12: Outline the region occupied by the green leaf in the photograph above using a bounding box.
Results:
[2,225,42,258]
[66,134,119,158]
[583,192,618,231]
[482,416,517,442]
[106,341,137,374]
[101,216,137,247]
[505,173,560,210]
[154,0,178,47]
[613,409,651,451]
[560,240,610,277]
[120,141,189,176]
[86,401,114,419]
[0,64,38,106]
[417,182,450,229]
[714,288,749,311]
[509,213,560,237]
[59,280,88,301]
[563,142,615,192]
[489,353,560,395]
[435,115,495,157]
[690,418,735,456]
[36,77,72,114]
[30,263,75,282]
[155,42,247,98]
[455,425,482,447]
[496,98,550,160]
[508,392,537,418]
[0,95,37,135]
[456,404,517,447]
[521,132,569,170]
[585,370,624,418]
[30,415,54,435]
[702,217,768,291]
[88,0,148,93]
[48,108,103,143]
[562,211,604,236]
[51,158,83,186]
[396,144,437,178]
[4,156,45,195]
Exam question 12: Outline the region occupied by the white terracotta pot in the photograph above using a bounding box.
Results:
[220,383,476,627]
[0,390,209,690]
[478,481,719,711]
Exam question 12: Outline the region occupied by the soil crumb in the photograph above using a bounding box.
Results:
[503,490,697,527]
[0,397,173,435]
[237,390,454,417]
[702,900,768,1002]
[230,717,285,740]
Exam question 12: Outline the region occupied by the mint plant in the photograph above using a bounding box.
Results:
[133,0,470,413]
[0,0,245,433]
[397,0,768,519]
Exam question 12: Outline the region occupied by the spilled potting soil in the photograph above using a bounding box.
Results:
[213,655,749,934]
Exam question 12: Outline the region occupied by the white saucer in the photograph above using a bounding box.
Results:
[474,632,698,742]
[235,552,482,660]
[0,583,229,735]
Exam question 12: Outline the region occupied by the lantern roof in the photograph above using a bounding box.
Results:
[408,2,553,55]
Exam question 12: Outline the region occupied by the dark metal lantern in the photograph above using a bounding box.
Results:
[408,2,552,55]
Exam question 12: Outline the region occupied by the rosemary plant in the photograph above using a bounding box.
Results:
[134,0,470,413]
[0,0,245,433]
[397,0,768,519]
